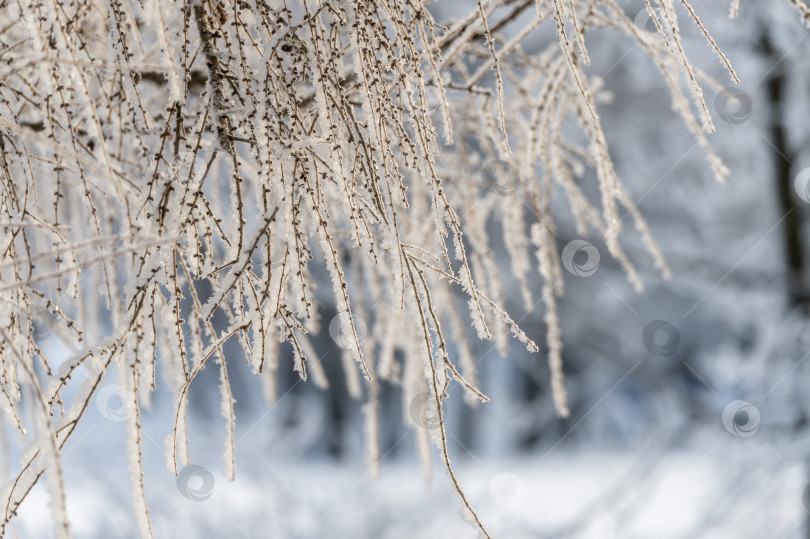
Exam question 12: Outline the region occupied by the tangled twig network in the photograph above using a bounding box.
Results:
[0,0,807,536]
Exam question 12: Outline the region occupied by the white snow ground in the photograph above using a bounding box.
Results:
[13,440,805,538]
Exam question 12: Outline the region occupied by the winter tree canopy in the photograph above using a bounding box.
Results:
[0,0,808,536]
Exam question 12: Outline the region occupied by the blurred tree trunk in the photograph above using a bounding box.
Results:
[761,32,809,311]
[760,27,810,539]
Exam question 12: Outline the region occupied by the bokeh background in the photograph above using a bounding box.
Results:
[13,1,810,537]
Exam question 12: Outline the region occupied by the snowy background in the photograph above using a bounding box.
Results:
[11,1,810,537]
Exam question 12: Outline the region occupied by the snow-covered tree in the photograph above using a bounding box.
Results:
[0,0,807,536]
